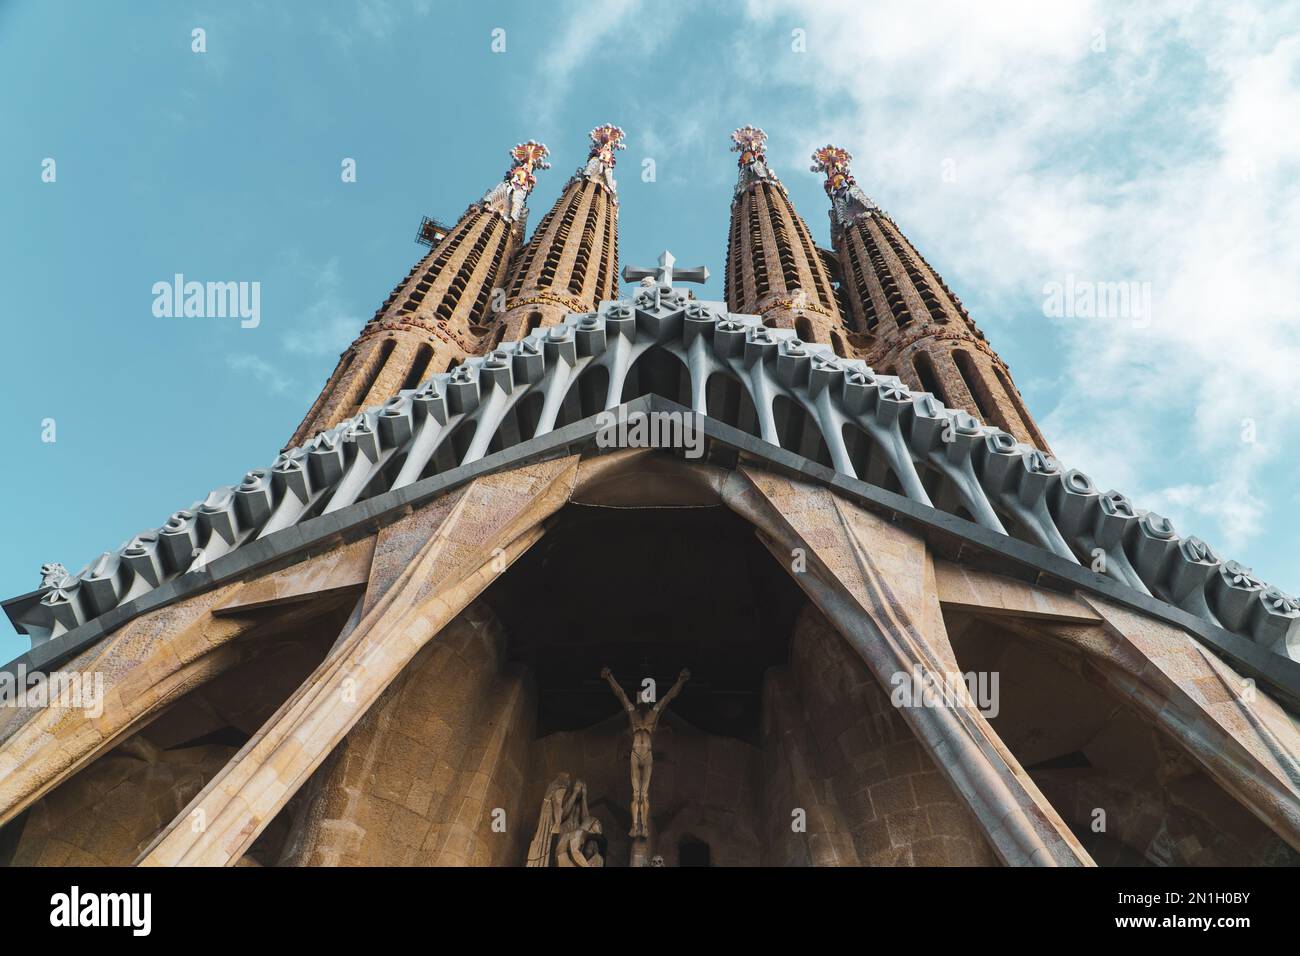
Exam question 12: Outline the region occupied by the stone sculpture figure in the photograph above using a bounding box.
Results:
[556,815,606,868]
[600,666,690,839]
[526,772,587,867]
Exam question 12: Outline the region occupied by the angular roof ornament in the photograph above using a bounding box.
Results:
[575,124,626,199]
[481,140,551,222]
[731,125,785,197]
[811,144,880,226]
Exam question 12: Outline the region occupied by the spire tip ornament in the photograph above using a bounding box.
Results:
[811,143,878,226]
[730,125,784,198]
[576,123,626,197]
[730,125,768,165]
[481,140,551,222]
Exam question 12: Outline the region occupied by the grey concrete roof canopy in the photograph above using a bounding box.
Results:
[6,275,1299,683]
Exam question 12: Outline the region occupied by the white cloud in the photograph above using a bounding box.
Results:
[734,0,1300,584]
[538,0,646,93]
[530,0,686,125]
[281,257,363,358]
[227,353,296,395]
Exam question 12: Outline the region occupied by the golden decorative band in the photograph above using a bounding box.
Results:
[505,291,591,314]
[760,298,835,320]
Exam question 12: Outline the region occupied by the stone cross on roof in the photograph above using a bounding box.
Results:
[621,250,710,288]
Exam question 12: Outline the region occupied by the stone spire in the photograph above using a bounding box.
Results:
[287,141,550,449]
[724,127,851,353]
[812,144,1050,450]
[488,124,625,343]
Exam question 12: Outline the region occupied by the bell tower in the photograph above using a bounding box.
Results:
[287,140,551,448]
[812,144,1051,450]
[723,126,852,354]
[489,124,626,344]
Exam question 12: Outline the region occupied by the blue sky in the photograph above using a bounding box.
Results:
[3,0,1299,663]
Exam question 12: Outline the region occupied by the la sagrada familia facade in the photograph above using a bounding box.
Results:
[2,125,1298,867]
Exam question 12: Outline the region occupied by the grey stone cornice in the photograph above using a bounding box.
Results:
[7,286,1298,695]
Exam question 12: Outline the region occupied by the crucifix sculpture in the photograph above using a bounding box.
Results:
[600,666,690,850]
[621,250,710,288]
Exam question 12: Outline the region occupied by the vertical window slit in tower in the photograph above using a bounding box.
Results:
[351,338,397,413]
[543,184,582,287]
[470,221,509,324]
[834,284,848,322]
[430,218,469,270]
[762,187,800,291]
[831,331,847,358]
[733,215,743,303]
[862,223,910,327]
[443,228,492,321]
[795,316,814,343]
[607,212,619,300]
[569,187,600,296]
[510,205,557,297]
[952,349,1009,431]
[404,222,469,313]
[732,208,742,290]
[910,350,949,405]
[785,221,806,293]
[749,193,769,299]
[845,233,878,331]
[401,344,435,392]
[774,195,800,289]
[794,214,832,306]
[446,356,461,373]
[595,204,613,300]
[725,207,742,306]
[568,210,589,294]
[526,311,543,336]
[881,223,946,324]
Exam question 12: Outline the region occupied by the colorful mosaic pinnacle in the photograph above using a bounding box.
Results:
[810,143,880,229]
[587,124,626,165]
[811,144,855,193]
[506,140,551,194]
[730,125,768,165]
[478,140,552,224]
[574,124,626,199]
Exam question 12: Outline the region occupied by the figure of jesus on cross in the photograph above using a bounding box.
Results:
[600,666,690,840]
